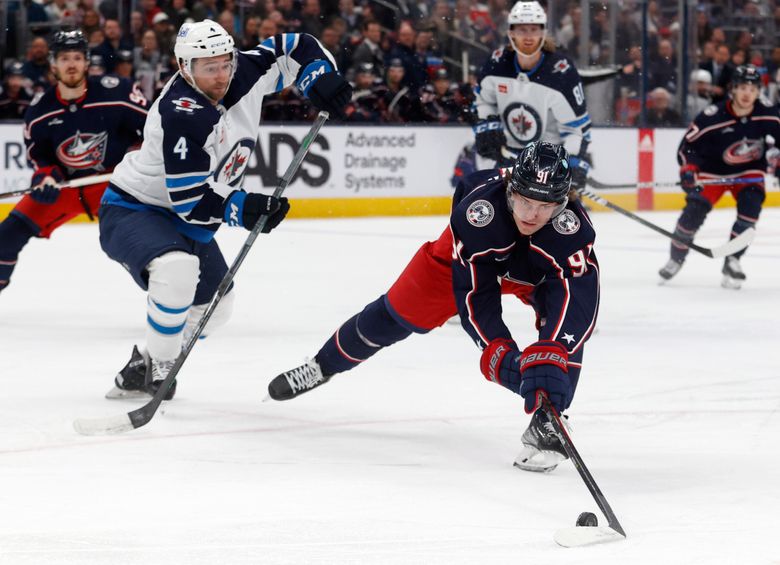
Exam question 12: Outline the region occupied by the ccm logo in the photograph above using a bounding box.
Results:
[299,64,327,93]
[229,202,240,226]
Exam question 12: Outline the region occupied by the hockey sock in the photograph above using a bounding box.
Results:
[730,188,763,259]
[670,196,711,263]
[0,214,38,292]
[316,296,412,376]
[145,251,199,361]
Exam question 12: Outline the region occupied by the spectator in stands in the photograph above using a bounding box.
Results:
[0,62,34,120]
[45,0,78,27]
[382,57,422,123]
[300,0,325,37]
[648,38,677,93]
[276,0,303,32]
[240,16,261,49]
[88,54,106,76]
[615,8,642,64]
[152,12,176,56]
[414,21,443,82]
[338,0,362,36]
[22,37,53,93]
[735,30,753,53]
[81,8,101,37]
[695,6,712,49]
[731,48,747,68]
[113,50,134,80]
[345,62,384,122]
[167,0,192,30]
[139,0,162,26]
[134,29,165,100]
[87,29,105,51]
[93,19,135,74]
[352,20,386,79]
[320,24,349,71]
[700,40,716,67]
[130,11,147,46]
[686,69,712,117]
[709,27,726,48]
[646,87,681,127]
[258,17,278,40]
[388,22,425,91]
[430,0,453,52]
[420,67,462,123]
[701,43,733,102]
[192,0,219,23]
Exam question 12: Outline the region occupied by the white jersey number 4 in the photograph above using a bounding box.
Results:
[173,136,188,160]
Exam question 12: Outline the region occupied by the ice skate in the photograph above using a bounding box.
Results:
[268,358,330,401]
[721,256,746,289]
[147,359,177,401]
[105,345,150,399]
[105,347,176,400]
[513,409,570,473]
[658,258,684,282]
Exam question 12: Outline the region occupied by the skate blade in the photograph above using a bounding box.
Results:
[554,526,626,547]
[721,276,743,290]
[104,386,151,400]
[513,447,564,473]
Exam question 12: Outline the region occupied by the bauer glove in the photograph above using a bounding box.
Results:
[518,340,571,414]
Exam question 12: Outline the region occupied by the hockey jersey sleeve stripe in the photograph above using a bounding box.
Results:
[563,114,591,128]
[147,315,187,335]
[172,199,201,214]
[82,101,148,116]
[465,261,492,347]
[165,174,210,189]
[26,109,66,132]
[685,119,736,142]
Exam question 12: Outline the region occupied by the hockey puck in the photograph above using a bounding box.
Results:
[576,512,598,527]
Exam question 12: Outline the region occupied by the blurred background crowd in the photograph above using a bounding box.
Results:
[1,0,779,126]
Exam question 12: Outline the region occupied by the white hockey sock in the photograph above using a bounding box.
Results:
[146,251,200,361]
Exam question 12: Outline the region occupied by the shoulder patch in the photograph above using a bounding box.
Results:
[552,59,571,74]
[466,199,495,227]
[552,209,580,235]
[703,104,718,116]
[101,76,120,89]
[171,96,204,113]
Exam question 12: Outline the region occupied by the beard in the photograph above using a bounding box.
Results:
[57,71,86,89]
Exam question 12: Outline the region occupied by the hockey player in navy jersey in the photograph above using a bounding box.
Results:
[268,142,600,473]
[659,64,780,289]
[100,20,351,400]
[472,1,592,190]
[0,31,148,294]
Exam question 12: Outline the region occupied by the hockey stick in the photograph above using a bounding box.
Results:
[72,111,330,436]
[578,187,755,258]
[537,394,627,548]
[0,173,114,200]
[587,175,765,191]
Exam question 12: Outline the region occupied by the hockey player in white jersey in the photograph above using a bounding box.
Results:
[473,1,592,189]
[99,20,351,400]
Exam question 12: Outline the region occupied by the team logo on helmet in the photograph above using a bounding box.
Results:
[552,209,580,235]
[503,102,542,145]
[216,139,255,186]
[56,130,108,170]
[466,199,495,227]
[723,139,763,165]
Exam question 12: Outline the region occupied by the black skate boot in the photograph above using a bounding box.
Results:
[105,345,149,399]
[513,409,570,473]
[721,256,746,289]
[268,358,330,401]
[658,258,684,282]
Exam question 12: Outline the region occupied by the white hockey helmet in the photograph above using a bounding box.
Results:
[174,19,235,78]
[507,1,547,28]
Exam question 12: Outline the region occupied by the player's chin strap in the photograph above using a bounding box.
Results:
[507,32,545,60]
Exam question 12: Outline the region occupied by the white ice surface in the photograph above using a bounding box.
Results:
[1,208,779,565]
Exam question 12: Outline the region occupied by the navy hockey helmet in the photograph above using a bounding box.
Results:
[731,64,761,88]
[508,142,572,205]
[51,30,89,58]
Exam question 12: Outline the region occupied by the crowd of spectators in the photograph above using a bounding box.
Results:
[2,0,779,125]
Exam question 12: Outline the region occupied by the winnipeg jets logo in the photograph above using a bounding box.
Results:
[172,97,204,113]
[552,59,570,74]
[723,138,763,165]
[503,102,542,145]
[215,139,255,186]
[466,199,494,227]
[552,209,580,235]
[56,130,108,170]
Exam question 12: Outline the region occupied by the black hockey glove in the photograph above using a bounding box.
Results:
[568,156,591,190]
[679,164,700,194]
[243,193,290,233]
[473,115,504,161]
[29,167,64,204]
[307,72,352,120]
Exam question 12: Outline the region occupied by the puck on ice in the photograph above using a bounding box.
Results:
[576,512,598,527]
